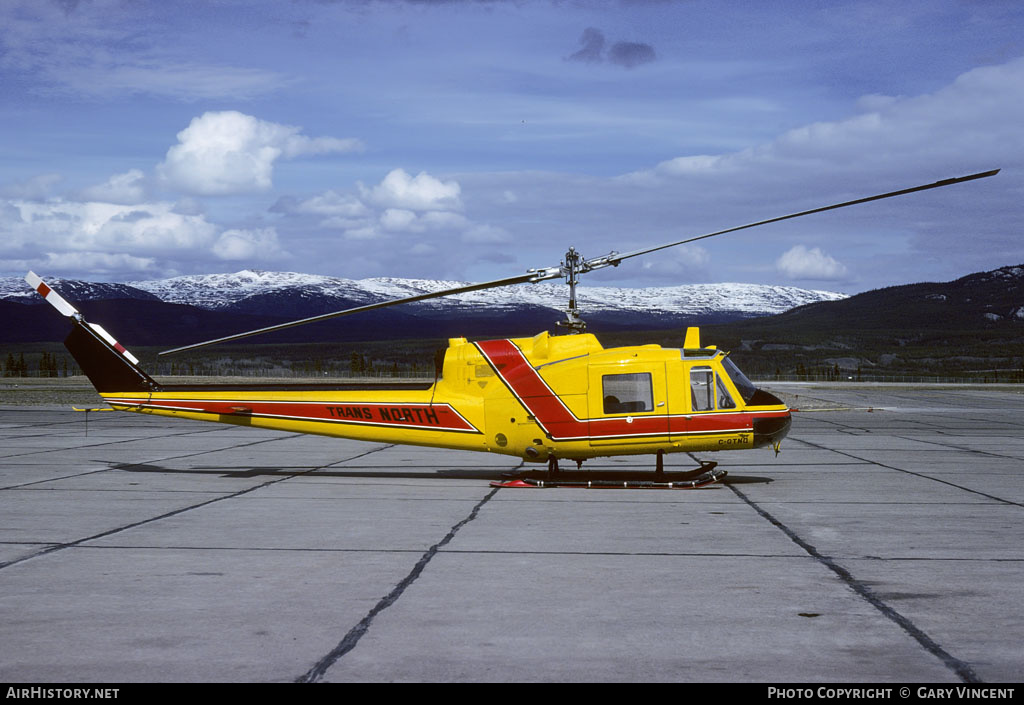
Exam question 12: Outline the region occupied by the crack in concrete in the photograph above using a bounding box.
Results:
[795,436,1023,508]
[297,486,501,683]
[0,441,394,571]
[727,482,982,683]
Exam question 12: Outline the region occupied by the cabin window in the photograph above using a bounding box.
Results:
[602,373,653,414]
[690,367,715,411]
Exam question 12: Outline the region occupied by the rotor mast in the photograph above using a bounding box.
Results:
[554,246,622,333]
[559,247,585,333]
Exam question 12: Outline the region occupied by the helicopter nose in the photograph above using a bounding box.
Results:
[748,387,786,407]
[751,388,791,448]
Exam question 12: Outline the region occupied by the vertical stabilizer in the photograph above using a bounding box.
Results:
[26,272,158,394]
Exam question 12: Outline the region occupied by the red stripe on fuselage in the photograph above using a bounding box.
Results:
[476,339,582,437]
[103,397,480,433]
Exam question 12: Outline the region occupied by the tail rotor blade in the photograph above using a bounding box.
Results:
[25,271,80,318]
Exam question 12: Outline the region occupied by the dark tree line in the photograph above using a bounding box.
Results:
[3,352,72,377]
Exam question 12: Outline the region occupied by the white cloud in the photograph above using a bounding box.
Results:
[776,245,849,280]
[276,168,480,245]
[36,252,159,276]
[630,57,1024,187]
[650,155,727,177]
[157,111,363,196]
[295,190,369,218]
[375,208,476,235]
[78,170,148,205]
[379,208,419,232]
[638,244,712,281]
[0,174,63,200]
[212,228,288,261]
[360,168,462,212]
[0,194,294,278]
[341,225,381,241]
[10,200,218,255]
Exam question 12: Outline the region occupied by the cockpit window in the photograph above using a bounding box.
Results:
[690,367,715,411]
[716,376,736,409]
[691,365,739,411]
[721,356,757,404]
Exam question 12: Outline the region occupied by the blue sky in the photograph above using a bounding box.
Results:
[1,0,1021,294]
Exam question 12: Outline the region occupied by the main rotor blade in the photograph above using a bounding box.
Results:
[161,168,999,356]
[159,272,540,356]
[586,169,1000,270]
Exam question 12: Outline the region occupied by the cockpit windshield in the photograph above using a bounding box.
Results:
[721,356,757,404]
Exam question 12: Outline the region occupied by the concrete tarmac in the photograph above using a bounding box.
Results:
[1,384,1022,683]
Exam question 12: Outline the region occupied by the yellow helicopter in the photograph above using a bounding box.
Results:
[26,169,998,489]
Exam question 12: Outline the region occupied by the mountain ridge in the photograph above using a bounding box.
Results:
[3,266,1020,351]
[0,269,847,318]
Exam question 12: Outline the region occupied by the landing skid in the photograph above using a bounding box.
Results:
[669,461,720,481]
[492,453,724,489]
[490,467,726,490]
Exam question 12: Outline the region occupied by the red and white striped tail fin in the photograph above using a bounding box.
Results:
[25,271,141,366]
[82,322,141,366]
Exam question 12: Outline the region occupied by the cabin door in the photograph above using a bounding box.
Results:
[678,364,748,447]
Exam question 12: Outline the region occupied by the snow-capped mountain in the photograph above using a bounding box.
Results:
[4,266,1020,346]
[99,270,845,317]
[3,269,844,318]
[0,277,161,304]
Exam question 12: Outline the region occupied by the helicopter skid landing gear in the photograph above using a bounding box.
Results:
[490,453,726,490]
[673,458,719,481]
[655,450,719,480]
[489,467,726,490]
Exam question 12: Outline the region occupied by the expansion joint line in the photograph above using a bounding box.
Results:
[1,427,281,491]
[797,437,1023,508]
[0,441,395,572]
[726,482,981,683]
[0,422,230,465]
[297,486,501,683]
[891,433,1020,461]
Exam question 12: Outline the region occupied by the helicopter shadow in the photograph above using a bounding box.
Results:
[722,475,773,485]
[107,461,514,481]
[107,461,773,484]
